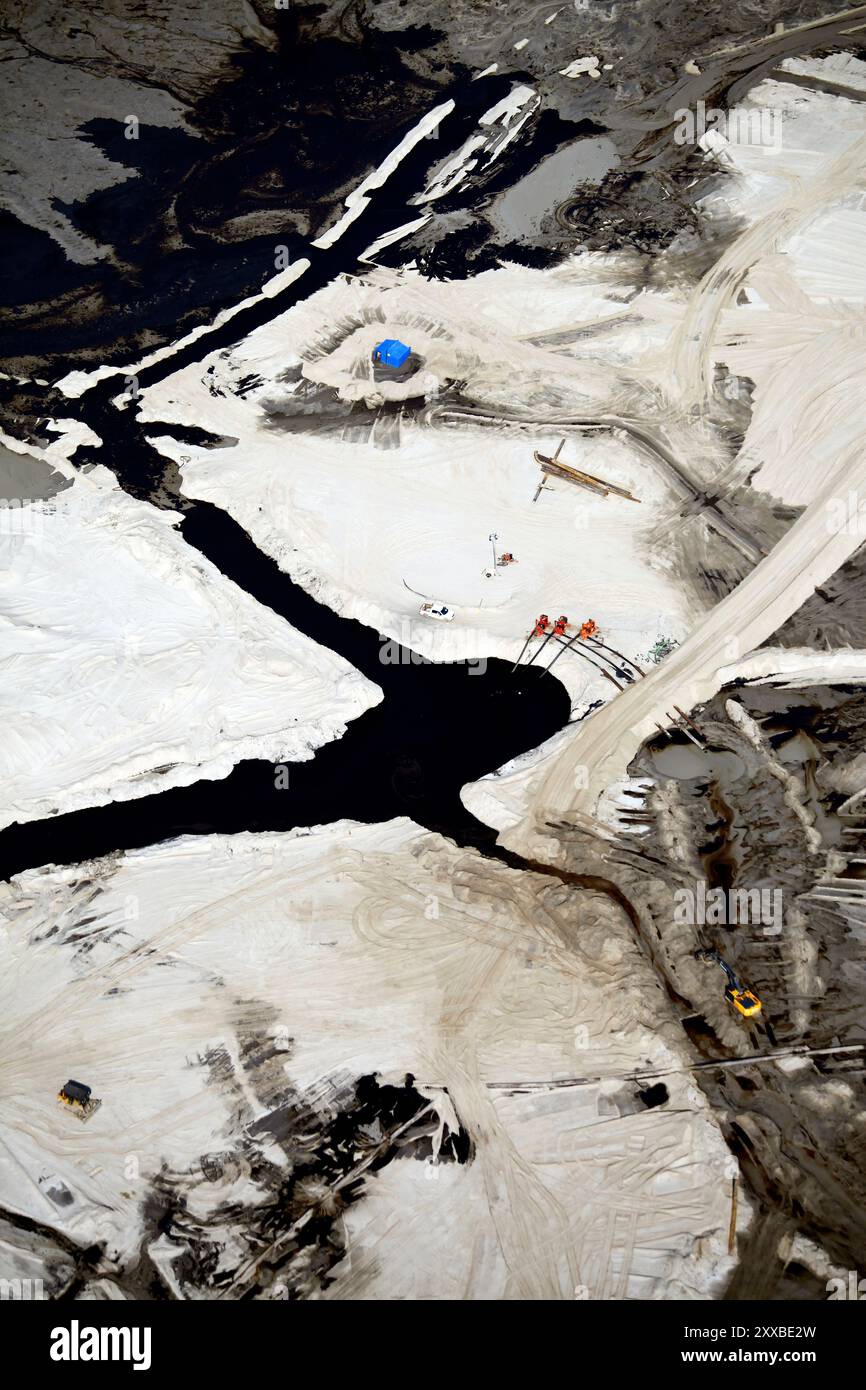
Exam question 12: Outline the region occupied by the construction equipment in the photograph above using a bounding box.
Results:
[525,614,570,670]
[513,612,647,690]
[672,715,704,748]
[544,616,632,685]
[524,614,559,667]
[372,338,411,369]
[547,632,624,686]
[695,949,763,1018]
[57,1079,101,1122]
[674,704,703,738]
[576,623,637,682]
[511,615,550,671]
[533,440,641,504]
[727,985,762,1019]
[653,701,706,747]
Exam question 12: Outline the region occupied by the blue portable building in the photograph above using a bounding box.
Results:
[373,338,411,369]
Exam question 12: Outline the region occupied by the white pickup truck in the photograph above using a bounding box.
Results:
[419,601,455,622]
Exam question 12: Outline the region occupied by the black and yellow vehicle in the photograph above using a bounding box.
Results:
[57,1079,100,1121]
[723,984,763,1018]
[695,950,763,1018]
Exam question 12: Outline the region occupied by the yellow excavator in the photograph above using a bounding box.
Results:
[695,949,762,1018]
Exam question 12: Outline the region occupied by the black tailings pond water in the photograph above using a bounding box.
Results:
[0,497,571,876]
[0,68,583,882]
[0,650,569,879]
[0,497,571,878]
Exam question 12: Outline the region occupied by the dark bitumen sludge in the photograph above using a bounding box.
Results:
[0,69,579,879]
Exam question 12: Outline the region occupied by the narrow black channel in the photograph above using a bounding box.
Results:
[0,435,575,882]
[0,654,570,878]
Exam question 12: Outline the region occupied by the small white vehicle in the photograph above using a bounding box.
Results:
[419,600,455,621]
